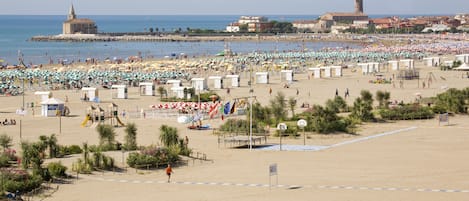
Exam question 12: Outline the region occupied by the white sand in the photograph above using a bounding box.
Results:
[1,60,469,201]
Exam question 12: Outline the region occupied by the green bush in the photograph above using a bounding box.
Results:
[379,105,435,120]
[72,159,93,174]
[47,162,67,178]
[127,146,179,169]
[3,172,42,193]
[219,119,266,134]
[58,145,82,157]
[431,105,447,114]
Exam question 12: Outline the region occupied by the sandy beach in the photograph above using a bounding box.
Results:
[1,52,469,201]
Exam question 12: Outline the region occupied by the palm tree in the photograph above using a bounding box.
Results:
[288,97,297,118]
[350,90,374,121]
[157,86,167,99]
[0,133,12,152]
[96,124,116,147]
[270,92,287,124]
[124,123,138,150]
[21,141,43,170]
[39,134,58,158]
[159,125,179,147]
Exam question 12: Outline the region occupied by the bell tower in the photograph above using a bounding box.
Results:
[355,0,363,13]
[68,4,76,20]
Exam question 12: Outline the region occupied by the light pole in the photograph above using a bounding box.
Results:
[249,66,253,150]
[297,119,307,145]
[277,123,287,151]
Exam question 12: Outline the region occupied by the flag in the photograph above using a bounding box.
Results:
[230,100,236,114]
[223,101,230,115]
[209,102,220,119]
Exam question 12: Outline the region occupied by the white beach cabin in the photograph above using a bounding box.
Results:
[139,82,155,96]
[34,91,52,106]
[388,61,399,71]
[423,57,440,67]
[208,76,224,89]
[400,59,415,70]
[308,68,321,79]
[170,87,185,99]
[331,66,342,77]
[455,54,469,64]
[191,78,207,91]
[81,87,99,102]
[255,72,269,84]
[41,98,65,117]
[166,80,182,88]
[111,85,128,99]
[225,74,240,87]
[280,70,293,83]
[321,67,332,78]
[358,63,371,75]
[370,63,380,73]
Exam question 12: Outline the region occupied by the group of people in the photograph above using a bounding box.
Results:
[1,118,16,126]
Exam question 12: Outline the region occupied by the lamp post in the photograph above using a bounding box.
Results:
[297,119,307,145]
[277,123,287,151]
[249,66,253,150]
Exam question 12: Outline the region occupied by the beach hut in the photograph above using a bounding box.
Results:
[358,63,371,75]
[388,61,399,71]
[34,91,52,105]
[308,68,321,79]
[321,67,332,78]
[444,60,454,67]
[400,59,415,70]
[370,63,380,73]
[191,78,207,91]
[280,70,293,83]
[331,66,342,77]
[81,87,99,102]
[40,98,65,117]
[455,54,469,64]
[225,74,240,87]
[170,87,185,99]
[139,82,155,96]
[166,80,182,88]
[111,85,128,99]
[208,76,224,89]
[423,57,439,67]
[255,72,269,84]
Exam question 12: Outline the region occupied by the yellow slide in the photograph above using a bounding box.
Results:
[81,115,90,127]
[116,116,125,127]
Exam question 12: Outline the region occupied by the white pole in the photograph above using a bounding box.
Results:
[249,66,253,150]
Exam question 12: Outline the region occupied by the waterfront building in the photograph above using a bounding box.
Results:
[62,4,97,34]
[225,16,273,33]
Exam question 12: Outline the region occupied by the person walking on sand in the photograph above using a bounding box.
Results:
[165,164,173,183]
[335,88,339,97]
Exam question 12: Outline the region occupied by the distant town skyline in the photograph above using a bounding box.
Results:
[2,0,469,15]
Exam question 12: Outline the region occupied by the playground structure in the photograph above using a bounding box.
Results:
[81,103,125,128]
[397,69,420,80]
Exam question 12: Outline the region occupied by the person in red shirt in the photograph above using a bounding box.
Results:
[165,164,173,183]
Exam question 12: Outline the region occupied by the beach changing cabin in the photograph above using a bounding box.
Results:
[34,91,52,105]
[225,74,240,87]
[308,68,321,79]
[208,76,224,89]
[358,63,371,75]
[41,98,65,117]
[81,87,99,102]
[400,59,415,70]
[388,61,399,71]
[280,70,293,83]
[255,72,269,84]
[111,85,128,99]
[455,54,469,64]
[321,67,332,78]
[370,63,380,73]
[191,78,207,91]
[170,87,185,99]
[331,66,342,77]
[423,57,440,67]
[139,82,155,96]
[166,80,182,88]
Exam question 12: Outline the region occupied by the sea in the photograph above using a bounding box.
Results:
[0,15,418,65]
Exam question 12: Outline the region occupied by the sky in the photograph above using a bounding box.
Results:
[2,0,469,15]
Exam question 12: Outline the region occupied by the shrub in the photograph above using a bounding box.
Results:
[219,119,266,134]
[127,146,179,169]
[58,145,82,157]
[379,105,435,120]
[72,159,92,174]
[47,162,67,178]
[3,173,42,193]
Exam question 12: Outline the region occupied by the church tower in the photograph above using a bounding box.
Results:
[68,4,76,20]
[355,0,364,13]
